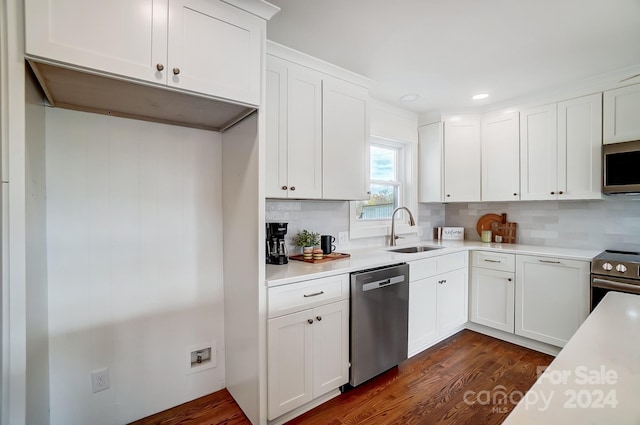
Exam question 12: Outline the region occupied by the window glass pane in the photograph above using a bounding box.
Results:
[355,183,398,220]
[370,145,396,181]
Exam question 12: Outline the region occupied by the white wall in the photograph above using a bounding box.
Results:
[46,108,226,425]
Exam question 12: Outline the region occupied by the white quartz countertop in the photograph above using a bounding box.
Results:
[265,241,600,287]
[502,291,640,424]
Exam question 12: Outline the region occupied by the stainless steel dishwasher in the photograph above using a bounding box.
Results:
[349,263,409,387]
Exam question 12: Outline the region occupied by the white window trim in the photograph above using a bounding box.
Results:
[349,136,418,240]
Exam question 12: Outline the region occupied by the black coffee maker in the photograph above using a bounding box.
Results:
[266,222,288,265]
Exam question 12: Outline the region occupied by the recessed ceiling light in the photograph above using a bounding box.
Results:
[472,93,489,100]
[400,94,420,102]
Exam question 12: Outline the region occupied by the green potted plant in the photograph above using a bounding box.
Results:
[293,229,320,257]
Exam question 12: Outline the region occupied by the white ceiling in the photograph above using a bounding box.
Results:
[266,0,640,113]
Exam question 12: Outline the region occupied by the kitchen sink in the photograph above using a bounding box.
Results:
[388,245,444,253]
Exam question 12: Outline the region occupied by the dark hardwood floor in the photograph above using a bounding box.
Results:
[131,330,553,425]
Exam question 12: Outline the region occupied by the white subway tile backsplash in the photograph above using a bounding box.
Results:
[267,197,640,254]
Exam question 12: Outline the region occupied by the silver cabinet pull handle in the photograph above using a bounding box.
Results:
[173,67,180,75]
[539,260,561,264]
[303,291,324,298]
[484,259,501,263]
[156,63,164,71]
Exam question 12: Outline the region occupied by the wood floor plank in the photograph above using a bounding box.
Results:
[130,330,553,425]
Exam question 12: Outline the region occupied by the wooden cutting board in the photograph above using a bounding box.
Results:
[289,252,351,264]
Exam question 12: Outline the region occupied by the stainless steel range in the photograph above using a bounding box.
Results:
[591,250,640,310]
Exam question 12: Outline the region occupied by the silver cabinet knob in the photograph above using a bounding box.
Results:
[507,278,513,282]
[156,63,164,71]
[316,316,322,321]
[281,185,288,190]
[290,186,296,191]
[307,319,313,324]
[558,191,564,195]
[173,67,180,75]
[438,279,446,284]
[616,264,627,273]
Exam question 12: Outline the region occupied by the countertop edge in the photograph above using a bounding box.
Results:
[265,241,600,287]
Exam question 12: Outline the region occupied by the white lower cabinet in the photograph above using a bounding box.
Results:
[408,252,468,357]
[267,275,349,420]
[470,251,516,333]
[515,255,590,347]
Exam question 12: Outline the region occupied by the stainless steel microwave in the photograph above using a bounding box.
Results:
[603,140,640,194]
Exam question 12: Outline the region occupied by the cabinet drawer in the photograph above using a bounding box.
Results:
[410,257,438,281]
[268,274,349,318]
[472,251,515,272]
[437,251,468,273]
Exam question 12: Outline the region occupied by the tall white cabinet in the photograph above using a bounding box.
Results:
[481,111,520,201]
[418,122,444,202]
[265,45,370,201]
[443,118,481,202]
[265,56,323,199]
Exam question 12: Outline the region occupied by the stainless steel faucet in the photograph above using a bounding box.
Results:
[390,206,416,246]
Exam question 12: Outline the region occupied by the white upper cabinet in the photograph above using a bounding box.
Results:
[167,0,262,104]
[418,122,444,203]
[604,83,640,144]
[557,93,602,200]
[481,111,520,201]
[322,77,370,200]
[265,49,370,201]
[265,56,322,199]
[521,94,602,201]
[26,0,263,105]
[443,118,481,202]
[520,104,558,200]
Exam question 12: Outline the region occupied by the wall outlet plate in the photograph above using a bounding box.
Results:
[186,340,217,374]
[91,368,110,393]
[338,231,348,245]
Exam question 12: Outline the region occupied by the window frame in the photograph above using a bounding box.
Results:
[349,135,418,240]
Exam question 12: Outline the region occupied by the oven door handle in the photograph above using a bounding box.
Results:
[592,278,640,294]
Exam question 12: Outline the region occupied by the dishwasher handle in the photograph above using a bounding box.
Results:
[361,275,406,292]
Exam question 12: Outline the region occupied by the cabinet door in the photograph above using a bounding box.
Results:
[436,268,468,335]
[470,268,515,333]
[604,83,640,144]
[267,310,313,420]
[322,78,370,200]
[265,56,289,198]
[408,275,438,356]
[311,300,349,397]
[418,122,444,203]
[515,255,590,347]
[25,0,168,84]
[481,111,520,201]
[286,65,323,199]
[443,119,481,202]
[168,0,262,105]
[557,94,602,200]
[520,104,558,200]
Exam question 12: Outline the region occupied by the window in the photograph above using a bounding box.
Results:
[355,143,402,221]
[350,136,416,239]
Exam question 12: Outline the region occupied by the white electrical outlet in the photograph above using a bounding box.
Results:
[338,231,348,245]
[91,368,110,393]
